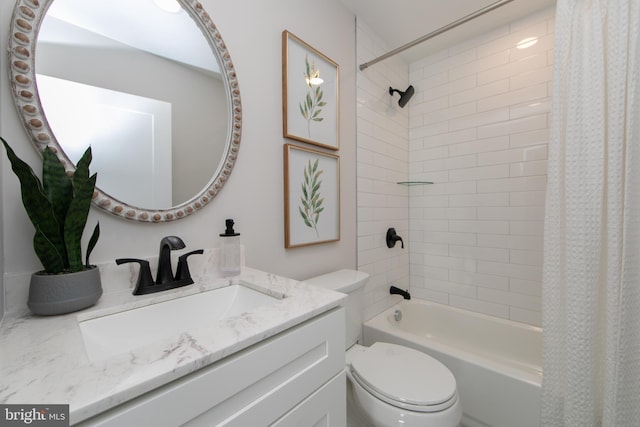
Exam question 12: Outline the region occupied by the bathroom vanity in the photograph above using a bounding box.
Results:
[0,264,347,426]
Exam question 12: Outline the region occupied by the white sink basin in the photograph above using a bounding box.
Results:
[79,284,281,362]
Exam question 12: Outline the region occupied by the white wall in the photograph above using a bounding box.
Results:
[408,7,554,326]
[1,0,357,315]
[356,19,411,320]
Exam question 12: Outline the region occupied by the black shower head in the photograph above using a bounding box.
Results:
[389,85,415,108]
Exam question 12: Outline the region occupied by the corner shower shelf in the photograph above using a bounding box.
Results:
[397,181,434,186]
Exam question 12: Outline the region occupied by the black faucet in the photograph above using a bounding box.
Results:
[156,236,186,285]
[390,285,411,300]
[116,236,203,295]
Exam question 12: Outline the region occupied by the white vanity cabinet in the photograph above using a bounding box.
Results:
[76,307,346,426]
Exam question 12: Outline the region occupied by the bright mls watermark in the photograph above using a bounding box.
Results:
[0,405,68,426]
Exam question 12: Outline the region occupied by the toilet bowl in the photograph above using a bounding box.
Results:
[305,270,462,427]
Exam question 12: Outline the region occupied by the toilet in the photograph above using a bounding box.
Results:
[306,269,462,427]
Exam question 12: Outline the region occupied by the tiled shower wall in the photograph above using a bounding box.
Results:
[408,7,555,326]
[356,19,410,321]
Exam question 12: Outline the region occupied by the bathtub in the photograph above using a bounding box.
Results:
[363,299,542,427]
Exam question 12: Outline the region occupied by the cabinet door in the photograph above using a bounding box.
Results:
[272,371,346,427]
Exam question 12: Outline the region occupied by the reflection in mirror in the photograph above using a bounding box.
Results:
[8,0,241,221]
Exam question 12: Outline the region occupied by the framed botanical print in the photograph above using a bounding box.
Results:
[284,144,340,248]
[282,30,339,150]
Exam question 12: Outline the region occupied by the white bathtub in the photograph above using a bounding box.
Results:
[363,299,542,427]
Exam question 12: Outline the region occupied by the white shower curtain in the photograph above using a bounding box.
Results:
[542,0,640,426]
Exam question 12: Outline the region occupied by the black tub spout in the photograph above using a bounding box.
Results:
[390,285,411,300]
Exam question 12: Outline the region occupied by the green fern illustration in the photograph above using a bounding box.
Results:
[298,158,324,238]
[299,55,327,137]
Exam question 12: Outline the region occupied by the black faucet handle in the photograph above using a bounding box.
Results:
[116,258,155,295]
[175,249,204,283]
[386,228,405,249]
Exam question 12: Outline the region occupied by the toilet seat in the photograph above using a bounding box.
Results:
[349,342,458,413]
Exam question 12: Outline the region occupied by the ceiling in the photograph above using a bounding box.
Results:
[339,0,556,65]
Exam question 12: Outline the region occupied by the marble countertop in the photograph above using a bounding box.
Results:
[0,264,345,424]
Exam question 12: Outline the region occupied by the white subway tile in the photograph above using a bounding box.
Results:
[410,121,449,139]
[510,190,546,206]
[447,207,478,220]
[424,231,477,246]
[422,128,477,148]
[509,98,551,120]
[449,245,509,262]
[449,270,509,290]
[477,260,543,281]
[413,145,449,161]
[477,175,547,193]
[478,53,547,85]
[510,221,545,236]
[424,102,477,126]
[449,220,510,234]
[450,26,509,56]
[429,48,478,76]
[478,234,544,251]
[510,159,548,177]
[510,66,553,91]
[421,219,449,232]
[448,154,478,170]
[412,96,449,116]
[480,20,548,57]
[450,80,509,106]
[510,128,550,148]
[450,108,511,132]
[477,83,547,113]
[510,249,544,267]
[424,243,450,256]
[425,278,477,298]
[476,233,509,248]
[449,136,510,156]
[425,255,477,273]
[410,286,450,305]
[509,278,542,296]
[449,164,510,182]
[411,49,449,74]
[419,71,449,90]
[478,145,547,166]
[422,265,450,280]
[478,206,545,221]
[449,193,509,207]
[420,181,477,195]
[509,34,554,62]
[477,113,547,139]
[412,194,449,208]
[449,295,509,319]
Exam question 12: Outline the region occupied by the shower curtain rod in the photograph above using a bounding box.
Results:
[359,0,515,71]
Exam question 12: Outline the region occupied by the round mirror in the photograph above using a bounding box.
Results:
[8,0,241,222]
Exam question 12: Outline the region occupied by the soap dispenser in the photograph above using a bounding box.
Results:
[220,219,241,276]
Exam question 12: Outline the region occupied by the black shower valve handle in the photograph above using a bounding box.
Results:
[386,227,404,249]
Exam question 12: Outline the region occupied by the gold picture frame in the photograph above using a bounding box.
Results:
[282,30,339,150]
[284,144,340,248]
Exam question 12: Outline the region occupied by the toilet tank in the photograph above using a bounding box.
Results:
[305,269,369,349]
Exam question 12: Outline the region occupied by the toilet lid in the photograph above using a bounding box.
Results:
[350,342,457,411]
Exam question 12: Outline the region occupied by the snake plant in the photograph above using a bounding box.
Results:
[1,137,100,274]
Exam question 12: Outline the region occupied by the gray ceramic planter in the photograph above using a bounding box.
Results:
[28,266,103,316]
